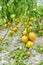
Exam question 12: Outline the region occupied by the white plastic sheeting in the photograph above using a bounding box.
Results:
[37,0,43,2]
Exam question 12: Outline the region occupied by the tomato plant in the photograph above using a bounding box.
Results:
[37,60,43,65]
[36,45,43,54]
[0,0,43,65]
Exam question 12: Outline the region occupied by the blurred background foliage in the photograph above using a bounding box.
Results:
[0,0,41,22]
[0,0,43,23]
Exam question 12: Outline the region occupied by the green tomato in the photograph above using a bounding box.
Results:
[11,14,16,18]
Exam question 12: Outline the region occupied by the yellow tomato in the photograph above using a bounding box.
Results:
[15,20,20,25]
[22,30,27,35]
[4,24,8,28]
[29,26,32,30]
[12,27,18,32]
[29,32,36,41]
[21,35,28,43]
[8,31,14,36]
[29,22,32,26]
[16,26,18,29]
[30,17,34,21]
[16,20,20,23]
[27,51,31,56]
[0,36,3,41]
[8,22,12,27]
[26,41,34,48]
